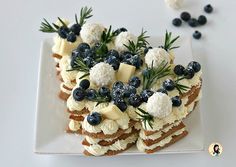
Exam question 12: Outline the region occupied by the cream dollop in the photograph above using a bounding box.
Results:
[89,62,115,87]
[80,23,105,46]
[68,120,81,131]
[114,32,137,52]
[165,0,184,9]
[67,95,86,112]
[145,48,170,68]
[146,92,172,118]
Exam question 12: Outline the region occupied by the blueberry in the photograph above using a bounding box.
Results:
[72,49,84,59]
[128,94,142,107]
[188,18,198,27]
[193,31,202,39]
[184,68,195,79]
[112,81,124,90]
[111,62,120,70]
[73,87,86,101]
[140,89,154,102]
[174,65,185,76]
[99,86,110,96]
[130,55,142,68]
[84,49,96,58]
[157,88,168,95]
[105,56,120,70]
[198,15,207,25]
[107,50,120,59]
[142,69,150,77]
[77,43,90,53]
[171,96,182,107]
[112,88,124,100]
[86,89,97,100]
[83,57,95,68]
[70,24,81,35]
[187,61,201,73]
[123,85,136,97]
[79,79,90,90]
[129,76,141,88]
[180,12,191,22]
[114,27,127,35]
[163,79,175,91]
[114,99,127,111]
[204,4,213,13]
[67,32,77,42]
[172,18,182,27]
[144,46,153,55]
[58,26,69,39]
[87,112,102,126]
[70,56,77,68]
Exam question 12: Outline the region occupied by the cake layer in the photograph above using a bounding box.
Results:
[58,90,70,101]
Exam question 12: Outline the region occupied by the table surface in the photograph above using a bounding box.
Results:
[0,0,234,166]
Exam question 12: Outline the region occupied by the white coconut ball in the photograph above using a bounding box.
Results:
[165,0,184,9]
[145,48,171,68]
[89,62,115,87]
[146,92,172,118]
[80,23,105,46]
[114,32,137,52]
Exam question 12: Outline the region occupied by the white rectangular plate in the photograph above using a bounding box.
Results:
[34,37,204,155]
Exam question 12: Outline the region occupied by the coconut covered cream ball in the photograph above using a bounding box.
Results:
[146,92,172,118]
[165,0,184,9]
[145,48,171,68]
[89,62,115,87]
[114,32,137,52]
[80,23,105,46]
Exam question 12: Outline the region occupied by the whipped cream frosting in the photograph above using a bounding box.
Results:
[137,128,185,152]
[84,133,138,156]
[67,95,86,112]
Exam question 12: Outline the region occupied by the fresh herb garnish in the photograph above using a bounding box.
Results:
[160,30,180,51]
[67,56,90,79]
[39,18,59,33]
[89,92,111,106]
[136,108,154,129]
[142,61,171,90]
[124,29,150,55]
[174,77,190,95]
[79,6,93,26]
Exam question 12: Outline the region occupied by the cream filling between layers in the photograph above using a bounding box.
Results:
[136,128,186,152]
[139,121,182,140]
[60,83,72,95]
[84,133,138,156]
[68,120,81,131]
[186,90,202,112]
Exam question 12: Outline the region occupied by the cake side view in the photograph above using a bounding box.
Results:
[39,6,202,156]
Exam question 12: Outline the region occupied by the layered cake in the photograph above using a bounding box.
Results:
[40,6,202,156]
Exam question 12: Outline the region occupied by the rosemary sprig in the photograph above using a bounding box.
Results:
[142,61,171,90]
[67,56,90,79]
[124,29,150,55]
[88,91,111,106]
[39,18,59,33]
[80,6,93,26]
[160,30,180,51]
[174,77,190,95]
[136,108,154,129]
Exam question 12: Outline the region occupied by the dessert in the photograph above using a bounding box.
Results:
[40,6,203,156]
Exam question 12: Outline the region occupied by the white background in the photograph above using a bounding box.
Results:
[0,0,234,166]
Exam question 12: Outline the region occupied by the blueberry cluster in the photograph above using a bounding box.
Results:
[174,61,201,79]
[172,4,213,40]
[58,23,81,42]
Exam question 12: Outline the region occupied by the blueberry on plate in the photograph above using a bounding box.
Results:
[188,18,198,27]
[180,12,191,22]
[184,68,195,79]
[198,15,207,25]
[79,79,90,90]
[193,31,202,40]
[123,85,136,97]
[87,112,102,126]
[174,64,185,76]
[70,24,81,35]
[157,88,168,95]
[172,18,182,27]
[163,79,175,91]
[86,89,97,100]
[129,76,141,88]
[77,43,90,53]
[204,4,213,13]
[187,61,201,73]
[58,26,69,39]
[114,99,127,111]
[73,87,86,101]
[144,46,153,55]
[99,86,110,97]
[171,96,182,107]
[67,32,77,42]
[112,81,124,90]
[140,89,154,102]
[128,94,142,107]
